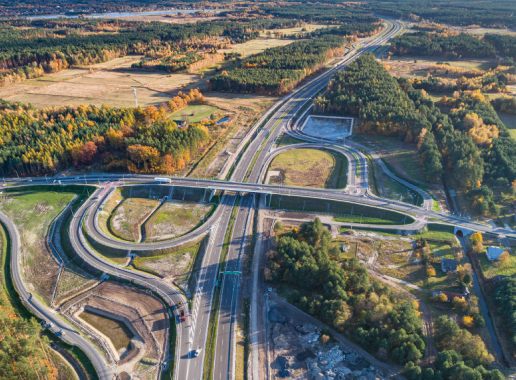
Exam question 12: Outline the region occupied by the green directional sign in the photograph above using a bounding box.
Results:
[223,271,241,275]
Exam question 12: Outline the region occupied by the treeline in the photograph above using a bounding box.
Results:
[0,90,210,176]
[491,96,516,115]
[272,218,426,365]
[408,64,516,94]
[0,18,299,86]
[405,316,502,380]
[0,281,59,379]
[314,54,515,215]
[208,35,345,94]
[365,0,516,29]
[484,34,516,60]
[494,278,516,351]
[390,32,496,59]
[253,5,379,25]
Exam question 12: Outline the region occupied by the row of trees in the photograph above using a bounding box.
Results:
[208,35,345,94]
[271,218,426,365]
[390,32,496,59]
[494,278,516,349]
[404,315,502,380]
[0,91,210,176]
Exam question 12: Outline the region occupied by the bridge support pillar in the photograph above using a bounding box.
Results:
[203,188,207,202]
[182,189,186,201]
[169,186,174,200]
[209,189,214,202]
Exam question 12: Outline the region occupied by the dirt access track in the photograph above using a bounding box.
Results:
[61,281,169,377]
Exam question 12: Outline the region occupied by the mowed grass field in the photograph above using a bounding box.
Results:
[497,112,516,139]
[170,104,218,123]
[268,148,347,189]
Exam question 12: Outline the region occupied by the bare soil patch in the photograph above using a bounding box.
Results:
[110,198,161,242]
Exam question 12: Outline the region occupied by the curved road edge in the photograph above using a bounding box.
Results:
[0,211,113,380]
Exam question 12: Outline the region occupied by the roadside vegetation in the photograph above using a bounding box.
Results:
[0,190,74,304]
[269,194,413,225]
[271,218,427,365]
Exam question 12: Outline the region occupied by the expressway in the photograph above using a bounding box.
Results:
[3,16,512,380]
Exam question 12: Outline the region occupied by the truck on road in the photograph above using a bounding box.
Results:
[154,177,172,184]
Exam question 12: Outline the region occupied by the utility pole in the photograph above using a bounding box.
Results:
[133,88,138,108]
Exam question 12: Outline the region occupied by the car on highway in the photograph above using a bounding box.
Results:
[194,348,202,357]
[55,330,65,337]
[40,320,53,329]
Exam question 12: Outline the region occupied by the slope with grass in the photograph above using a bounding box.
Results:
[268,148,347,189]
[0,191,74,304]
[144,201,213,242]
[109,198,161,242]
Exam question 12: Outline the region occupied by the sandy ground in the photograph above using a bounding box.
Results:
[62,281,169,378]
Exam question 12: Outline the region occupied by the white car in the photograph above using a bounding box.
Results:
[194,348,202,357]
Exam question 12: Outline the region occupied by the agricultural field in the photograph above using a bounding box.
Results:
[79,309,134,352]
[0,191,74,305]
[0,53,209,109]
[268,148,347,189]
[144,201,212,242]
[109,198,161,242]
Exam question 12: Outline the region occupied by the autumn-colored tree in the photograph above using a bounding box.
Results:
[462,315,474,328]
[470,232,483,246]
[438,293,448,302]
[320,334,330,344]
[426,266,436,277]
[452,297,469,311]
[498,251,511,265]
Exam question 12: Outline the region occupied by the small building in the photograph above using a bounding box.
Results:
[441,258,458,273]
[340,244,348,253]
[486,246,505,262]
